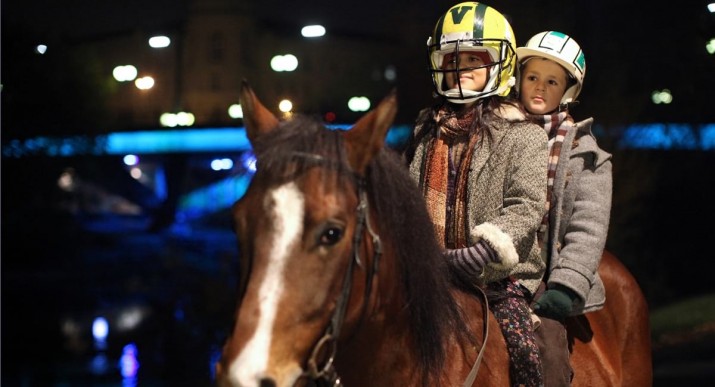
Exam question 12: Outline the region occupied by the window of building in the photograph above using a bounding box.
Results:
[209,32,225,64]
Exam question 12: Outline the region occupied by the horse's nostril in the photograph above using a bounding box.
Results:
[259,378,277,387]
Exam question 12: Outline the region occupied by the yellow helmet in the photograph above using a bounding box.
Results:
[427,2,517,103]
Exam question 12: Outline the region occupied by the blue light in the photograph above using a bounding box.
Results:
[240,152,257,173]
[119,343,140,380]
[174,306,185,321]
[700,124,715,150]
[154,165,168,200]
[177,173,254,221]
[89,353,110,375]
[106,128,251,154]
[209,345,222,381]
[4,123,715,158]
[619,123,698,149]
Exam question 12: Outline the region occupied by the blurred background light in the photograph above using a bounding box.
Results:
[160,112,195,127]
[58,168,76,191]
[324,111,336,123]
[89,353,110,375]
[707,38,715,55]
[92,316,109,350]
[35,44,47,54]
[134,76,154,90]
[210,158,233,171]
[119,343,140,378]
[348,96,370,112]
[123,154,139,166]
[148,35,171,48]
[278,99,293,113]
[651,89,673,104]
[270,54,298,72]
[176,112,195,126]
[130,167,142,179]
[116,306,147,331]
[112,65,138,82]
[160,113,178,127]
[384,65,397,82]
[301,25,325,38]
[228,104,243,119]
[240,151,257,173]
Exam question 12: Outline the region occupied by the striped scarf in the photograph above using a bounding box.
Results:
[531,111,570,244]
[422,106,480,249]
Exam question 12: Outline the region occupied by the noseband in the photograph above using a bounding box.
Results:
[286,152,382,386]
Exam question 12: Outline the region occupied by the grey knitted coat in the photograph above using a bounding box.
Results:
[545,118,612,314]
[408,104,548,295]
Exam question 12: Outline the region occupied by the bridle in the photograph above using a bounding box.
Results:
[278,151,487,387]
[287,152,382,386]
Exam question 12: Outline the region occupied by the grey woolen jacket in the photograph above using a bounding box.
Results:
[546,118,612,314]
[408,104,548,296]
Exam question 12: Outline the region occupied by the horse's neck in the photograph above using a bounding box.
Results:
[336,249,424,386]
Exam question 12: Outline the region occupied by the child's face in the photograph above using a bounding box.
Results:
[519,58,569,114]
[442,51,490,92]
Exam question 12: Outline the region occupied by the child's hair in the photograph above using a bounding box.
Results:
[404,96,520,164]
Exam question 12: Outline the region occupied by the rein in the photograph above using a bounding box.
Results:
[288,152,382,386]
[284,151,486,386]
[462,285,490,387]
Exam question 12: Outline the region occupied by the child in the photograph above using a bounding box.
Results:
[404,2,548,386]
[516,31,613,385]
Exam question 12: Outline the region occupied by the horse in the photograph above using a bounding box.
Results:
[215,81,652,386]
[568,250,653,386]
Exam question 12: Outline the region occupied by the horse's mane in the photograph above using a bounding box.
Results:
[251,116,473,382]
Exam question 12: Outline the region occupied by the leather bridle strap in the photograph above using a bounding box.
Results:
[303,175,381,387]
[462,285,490,387]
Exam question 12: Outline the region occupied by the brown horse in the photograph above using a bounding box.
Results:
[215,82,652,386]
[569,250,653,386]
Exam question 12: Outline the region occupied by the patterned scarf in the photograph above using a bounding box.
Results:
[530,111,571,244]
[422,105,480,249]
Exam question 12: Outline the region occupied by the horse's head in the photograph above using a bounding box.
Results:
[216,81,396,387]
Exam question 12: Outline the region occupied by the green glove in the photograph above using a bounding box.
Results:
[533,285,578,320]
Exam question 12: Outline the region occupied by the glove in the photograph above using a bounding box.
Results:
[444,240,499,286]
[533,285,579,320]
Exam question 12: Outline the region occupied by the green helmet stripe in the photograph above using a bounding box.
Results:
[433,14,446,43]
[575,50,586,73]
[472,2,488,40]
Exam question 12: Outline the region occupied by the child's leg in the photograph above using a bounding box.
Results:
[535,317,572,386]
[489,279,544,387]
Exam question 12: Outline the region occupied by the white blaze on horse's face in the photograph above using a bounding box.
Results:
[228,182,305,387]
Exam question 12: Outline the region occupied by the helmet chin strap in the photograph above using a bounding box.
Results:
[444,88,479,104]
[558,100,579,112]
[443,75,515,104]
[498,76,516,95]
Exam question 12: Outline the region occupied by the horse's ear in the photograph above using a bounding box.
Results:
[343,89,397,175]
[239,80,280,144]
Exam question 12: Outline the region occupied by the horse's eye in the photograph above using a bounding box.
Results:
[319,227,343,246]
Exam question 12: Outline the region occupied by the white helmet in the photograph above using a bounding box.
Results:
[515,31,586,105]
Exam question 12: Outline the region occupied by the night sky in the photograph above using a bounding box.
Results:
[4,0,714,126]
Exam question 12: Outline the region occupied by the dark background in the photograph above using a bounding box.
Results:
[2,0,715,385]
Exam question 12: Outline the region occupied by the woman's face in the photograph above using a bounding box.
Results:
[442,51,490,92]
[519,58,569,114]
